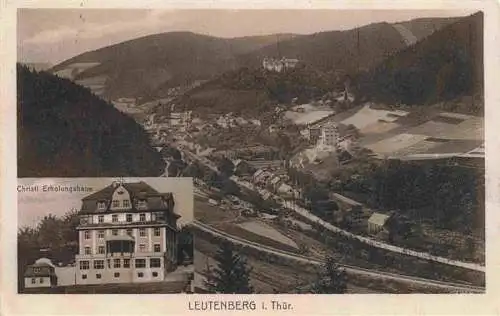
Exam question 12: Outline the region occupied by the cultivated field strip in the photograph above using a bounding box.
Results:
[192,221,485,293]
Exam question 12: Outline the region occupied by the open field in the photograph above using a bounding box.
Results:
[341,104,409,129]
[212,222,300,253]
[53,62,101,79]
[194,196,239,224]
[237,220,299,250]
[365,133,429,155]
[344,104,484,158]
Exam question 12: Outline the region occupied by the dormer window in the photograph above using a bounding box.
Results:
[33,267,41,273]
[97,201,106,210]
[123,200,131,208]
[112,200,119,208]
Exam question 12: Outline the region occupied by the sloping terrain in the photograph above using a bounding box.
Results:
[48,16,459,103]
[236,22,407,74]
[356,12,483,108]
[399,17,461,41]
[50,32,299,100]
[17,64,165,177]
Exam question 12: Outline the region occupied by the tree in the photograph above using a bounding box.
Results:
[177,226,193,264]
[309,256,348,294]
[204,241,254,294]
[217,156,235,178]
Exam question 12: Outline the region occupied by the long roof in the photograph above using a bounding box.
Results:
[79,181,175,215]
[331,193,362,206]
[82,181,160,201]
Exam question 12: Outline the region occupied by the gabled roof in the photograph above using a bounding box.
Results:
[24,262,55,277]
[368,212,391,227]
[79,181,174,214]
[82,181,159,201]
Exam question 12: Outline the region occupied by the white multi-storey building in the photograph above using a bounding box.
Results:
[75,181,180,285]
[262,57,299,72]
[317,122,339,149]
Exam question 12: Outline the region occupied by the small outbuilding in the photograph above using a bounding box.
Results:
[24,258,58,288]
[367,212,392,235]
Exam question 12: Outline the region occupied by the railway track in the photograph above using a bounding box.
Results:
[191,220,485,294]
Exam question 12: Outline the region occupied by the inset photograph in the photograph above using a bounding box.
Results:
[17,177,194,294]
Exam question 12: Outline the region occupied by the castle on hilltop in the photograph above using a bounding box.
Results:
[262,57,299,73]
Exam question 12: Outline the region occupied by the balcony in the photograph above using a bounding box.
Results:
[77,215,169,228]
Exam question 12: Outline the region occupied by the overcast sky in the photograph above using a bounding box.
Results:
[18,178,193,229]
[17,9,475,65]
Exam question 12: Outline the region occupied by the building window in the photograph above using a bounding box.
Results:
[154,227,161,237]
[40,278,44,283]
[98,215,104,223]
[112,214,118,223]
[137,272,144,278]
[124,259,130,268]
[94,260,104,269]
[139,244,146,252]
[150,258,161,268]
[31,278,36,284]
[113,259,121,268]
[96,274,102,279]
[98,230,105,239]
[123,200,131,208]
[112,200,119,208]
[98,246,105,254]
[126,214,132,222]
[97,202,106,210]
[82,274,87,279]
[135,259,146,268]
[112,229,118,236]
[79,261,89,270]
[33,267,41,273]
[152,272,158,277]
[84,231,90,240]
[84,247,91,255]
[139,213,146,222]
[139,228,146,237]
[114,272,120,278]
[154,244,161,252]
[126,229,133,236]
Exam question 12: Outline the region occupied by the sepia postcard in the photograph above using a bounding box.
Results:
[17,177,194,294]
[1,0,500,315]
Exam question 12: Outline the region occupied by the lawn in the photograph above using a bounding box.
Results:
[212,222,300,254]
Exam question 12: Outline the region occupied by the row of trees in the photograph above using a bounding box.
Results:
[203,241,347,294]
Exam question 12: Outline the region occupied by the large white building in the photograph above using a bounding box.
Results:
[262,57,299,72]
[317,122,340,149]
[75,181,180,285]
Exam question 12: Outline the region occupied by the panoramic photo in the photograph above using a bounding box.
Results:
[18,9,484,294]
[17,177,194,294]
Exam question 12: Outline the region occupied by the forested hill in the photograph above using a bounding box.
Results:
[236,22,408,75]
[50,32,298,100]
[17,64,165,177]
[355,12,483,109]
